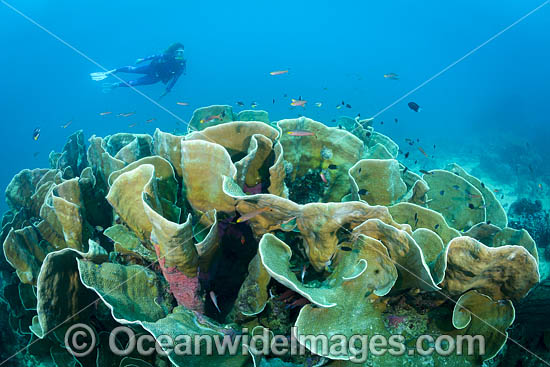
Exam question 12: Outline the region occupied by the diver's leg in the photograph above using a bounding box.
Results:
[114,64,152,74]
[113,74,160,88]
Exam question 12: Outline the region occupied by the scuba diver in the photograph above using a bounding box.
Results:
[90,42,186,98]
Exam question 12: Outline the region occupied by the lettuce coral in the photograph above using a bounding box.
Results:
[0,112,540,367]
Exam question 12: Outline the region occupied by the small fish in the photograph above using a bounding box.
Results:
[145,118,156,123]
[418,147,429,158]
[200,111,226,124]
[290,98,307,107]
[176,102,189,106]
[384,73,399,80]
[328,164,338,170]
[345,104,352,109]
[32,128,41,141]
[404,152,410,159]
[119,112,136,117]
[394,118,398,123]
[408,102,421,112]
[365,131,372,137]
[236,207,270,223]
[481,182,485,188]
[440,190,445,196]
[95,226,104,232]
[453,185,460,190]
[538,183,543,190]
[468,194,482,199]
[301,264,307,284]
[251,101,259,108]
[487,220,492,225]
[433,144,436,149]
[419,169,431,175]
[468,203,475,209]
[273,98,275,104]
[315,102,323,107]
[501,194,505,199]
[414,213,419,225]
[380,121,384,125]
[270,70,289,76]
[241,236,246,245]
[128,123,137,128]
[340,246,354,252]
[99,111,112,116]
[33,152,40,158]
[236,101,245,106]
[320,172,328,184]
[287,130,315,137]
[358,189,368,195]
[209,291,221,313]
[493,189,500,193]
[434,224,440,230]
[61,120,73,128]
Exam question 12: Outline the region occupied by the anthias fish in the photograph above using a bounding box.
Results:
[291,98,307,107]
[236,207,270,223]
[200,111,225,124]
[287,130,314,137]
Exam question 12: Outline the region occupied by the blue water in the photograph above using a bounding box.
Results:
[1,0,549,213]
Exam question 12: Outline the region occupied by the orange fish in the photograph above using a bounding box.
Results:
[99,112,112,116]
[287,130,315,137]
[176,102,189,106]
[418,147,428,158]
[468,194,482,199]
[493,189,500,193]
[270,70,289,76]
[145,118,156,123]
[290,98,307,107]
[320,172,327,184]
[201,110,225,124]
[201,114,221,124]
[236,207,270,223]
[61,120,73,128]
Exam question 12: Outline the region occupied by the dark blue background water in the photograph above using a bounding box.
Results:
[1,0,549,213]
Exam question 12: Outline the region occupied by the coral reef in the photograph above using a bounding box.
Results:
[0,111,541,367]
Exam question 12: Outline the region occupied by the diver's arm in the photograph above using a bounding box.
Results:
[166,69,182,92]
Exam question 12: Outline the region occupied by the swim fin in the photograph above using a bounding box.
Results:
[90,69,116,81]
[101,82,118,93]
